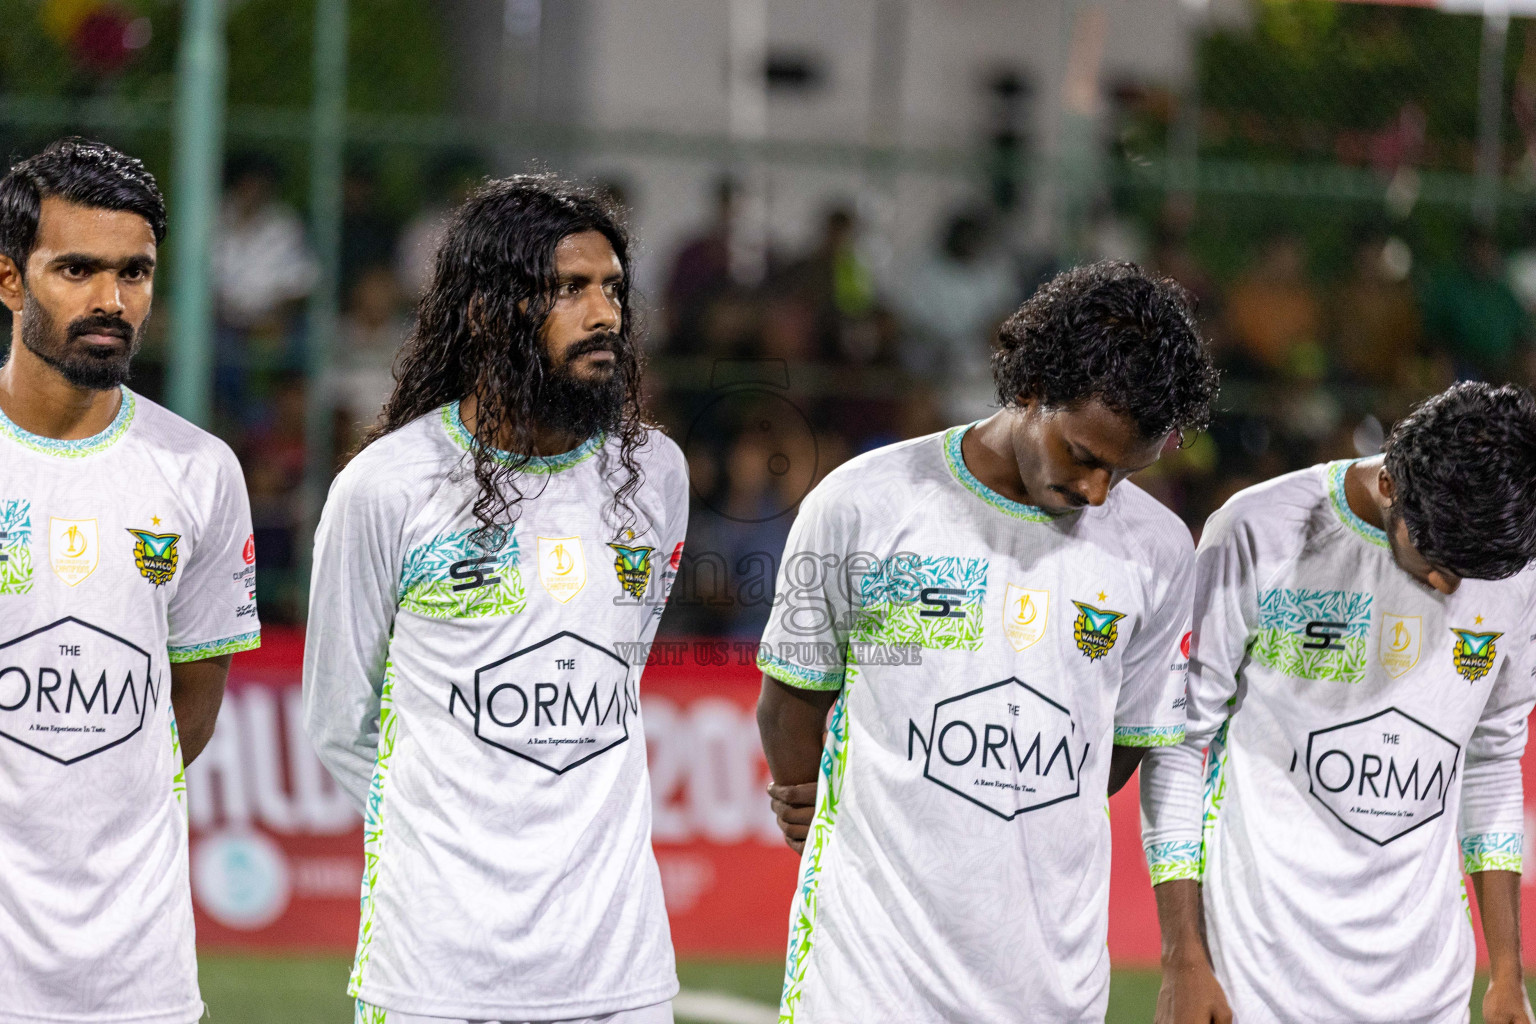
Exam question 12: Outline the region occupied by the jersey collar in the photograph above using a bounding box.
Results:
[1325,459,1389,550]
[441,401,604,473]
[942,422,1056,523]
[0,385,135,457]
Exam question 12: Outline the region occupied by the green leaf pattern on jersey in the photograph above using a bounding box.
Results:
[850,555,987,651]
[1250,588,1371,683]
[1462,832,1523,873]
[780,667,854,1024]
[348,661,398,999]
[1146,840,1202,885]
[170,714,187,813]
[1199,718,1232,878]
[398,528,525,619]
[0,499,33,595]
[353,1001,388,1024]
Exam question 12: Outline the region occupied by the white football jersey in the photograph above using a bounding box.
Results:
[1141,461,1536,1024]
[758,424,1193,1024]
[304,403,687,1021]
[0,387,260,1024]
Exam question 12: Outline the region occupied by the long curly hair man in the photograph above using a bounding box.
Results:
[365,174,648,539]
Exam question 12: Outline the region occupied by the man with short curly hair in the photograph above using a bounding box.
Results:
[1142,381,1536,1024]
[755,261,1219,1022]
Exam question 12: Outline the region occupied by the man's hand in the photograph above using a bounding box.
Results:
[1483,976,1535,1024]
[768,781,818,853]
[1155,953,1232,1024]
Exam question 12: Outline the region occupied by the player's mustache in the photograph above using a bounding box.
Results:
[67,314,134,344]
[565,331,622,360]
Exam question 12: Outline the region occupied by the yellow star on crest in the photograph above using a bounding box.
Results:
[1097,591,1107,602]
[1475,614,1484,625]
[151,516,161,526]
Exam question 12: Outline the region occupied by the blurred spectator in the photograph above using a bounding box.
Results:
[895,207,1018,420]
[214,153,318,331]
[239,373,308,623]
[333,265,409,446]
[395,152,484,300]
[213,153,318,424]
[777,205,878,363]
[1224,235,1323,377]
[663,176,735,354]
[341,158,399,298]
[1331,237,1421,386]
[1421,230,1532,382]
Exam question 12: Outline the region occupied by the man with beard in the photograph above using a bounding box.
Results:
[0,139,260,1024]
[304,175,687,1024]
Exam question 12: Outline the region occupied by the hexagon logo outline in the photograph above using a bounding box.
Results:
[0,616,155,765]
[1305,706,1460,847]
[922,676,1083,821]
[472,630,632,775]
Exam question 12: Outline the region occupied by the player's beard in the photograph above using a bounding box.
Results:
[20,293,141,391]
[533,330,627,439]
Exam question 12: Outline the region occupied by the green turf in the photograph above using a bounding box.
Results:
[195,955,1531,1023]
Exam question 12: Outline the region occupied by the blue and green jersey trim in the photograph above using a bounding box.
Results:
[758,650,845,692]
[1326,460,1389,550]
[1114,724,1186,747]
[1145,839,1202,885]
[1462,832,1523,874]
[942,423,1056,523]
[0,386,135,457]
[441,402,604,472]
[167,630,261,663]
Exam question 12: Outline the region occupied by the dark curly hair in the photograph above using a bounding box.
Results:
[363,174,647,541]
[0,137,166,274]
[992,261,1218,440]
[1384,381,1536,580]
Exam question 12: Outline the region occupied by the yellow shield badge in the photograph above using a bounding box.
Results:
[49,517,98,586]
[1002,584,1049,652]
[538,536,586,603]
[1378,613,1421,678]
[127,529,181,586]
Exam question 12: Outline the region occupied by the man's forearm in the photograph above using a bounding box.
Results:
[1474,870,1526,984]
[757,674,836,784]
[1155,879,1209,966]
[169,654,232,765]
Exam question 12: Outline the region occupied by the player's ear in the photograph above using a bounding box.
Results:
[1377,465,1397,506]
[0,254,23,314]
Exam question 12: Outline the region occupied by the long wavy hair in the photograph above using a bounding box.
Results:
[363,174,647,542]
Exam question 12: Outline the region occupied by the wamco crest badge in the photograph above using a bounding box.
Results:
[1071,600,1125,661]
[127,530,180,587]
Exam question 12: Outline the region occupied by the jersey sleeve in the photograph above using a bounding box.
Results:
[756,481,858,692]
[301,462,405,811]
[1459,590,1536,874]
[1112,533,1194,748]
[1140,506,1260,885]
[166,443,261,662]
[645,441,690,639]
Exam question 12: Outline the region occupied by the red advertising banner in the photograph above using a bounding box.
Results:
[188,629,1533,966]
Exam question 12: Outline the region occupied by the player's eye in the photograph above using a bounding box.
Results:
[121,267,147,281]
[603,281,621,299]
[61,264,90,279]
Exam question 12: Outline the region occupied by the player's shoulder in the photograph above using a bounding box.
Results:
[1208,464,1326,534]
[128,390,241,476]
[1099,480,1194,564]
[629,426,687,480]
[812,429,946,506]
[1200,463,1329,561]
[331,408,456,506]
